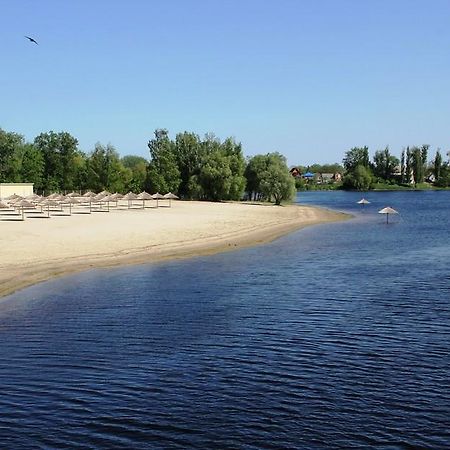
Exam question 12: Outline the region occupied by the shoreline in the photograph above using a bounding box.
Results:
[0,202,350,300]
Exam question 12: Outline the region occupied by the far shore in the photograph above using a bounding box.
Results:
[0,201,350,299]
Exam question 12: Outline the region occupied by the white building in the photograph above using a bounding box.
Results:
[0,183,34,199]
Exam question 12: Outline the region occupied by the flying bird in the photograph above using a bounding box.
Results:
[25,35,38,45]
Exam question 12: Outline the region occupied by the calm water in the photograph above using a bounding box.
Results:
[0,191,449,449]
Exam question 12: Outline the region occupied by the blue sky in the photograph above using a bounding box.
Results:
[1,0,450,165]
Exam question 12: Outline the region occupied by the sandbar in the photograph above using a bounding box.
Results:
[0,201,349,299]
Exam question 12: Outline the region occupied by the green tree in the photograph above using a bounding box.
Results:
[20,143,45,190]
[245,153,295,205]
[343,164,372,190]
[220,137,246,200]
[174,131,204,198]
[400,149,406,184]
[411,146,424,186]
[0,128,24,182]
[372,146,399,182]
[197,151,233,201]
[434,149,443,183]
[146,129,181,193]
[343,146,370,172]
[122,155,148,192]
[308,163,343,174]
[87,143,129,192]
[73,152,89,192]
[34,131,79,192]
[244,154,267,201]
[405,147,412,184]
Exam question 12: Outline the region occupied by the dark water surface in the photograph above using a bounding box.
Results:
[0,191,449,449]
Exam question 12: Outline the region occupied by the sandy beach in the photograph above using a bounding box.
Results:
[0,201,349,299]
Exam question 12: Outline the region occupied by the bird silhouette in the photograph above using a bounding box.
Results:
[25,35,38,45]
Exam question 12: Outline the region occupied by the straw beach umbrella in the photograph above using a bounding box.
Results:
[152,192,164,207]
[39,199,60,217]
[122,192,139,208]
[357,198,370,207]
[13,199,35,220]
[378,206,398,224]
[163,192,179,207]
[107,193,123,208]
[137,191,154,208]
[5,193,23,201]
[47,193,62,200]
[61,196,82,215]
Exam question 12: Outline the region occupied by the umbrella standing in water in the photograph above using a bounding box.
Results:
[378,206,399,224]
[357,198,370,209]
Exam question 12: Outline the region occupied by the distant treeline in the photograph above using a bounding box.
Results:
[0,128,295,204]
[294,145,450,190]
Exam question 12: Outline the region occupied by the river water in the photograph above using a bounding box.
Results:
[0,191,449,449]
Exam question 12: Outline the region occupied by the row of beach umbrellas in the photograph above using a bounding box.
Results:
[0,191,179,220]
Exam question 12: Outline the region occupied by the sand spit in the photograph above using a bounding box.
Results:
[0,201,349,299]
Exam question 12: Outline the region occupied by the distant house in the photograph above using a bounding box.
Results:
[0,183,34,199]
[392,165,402,177]
[311,172,342,184]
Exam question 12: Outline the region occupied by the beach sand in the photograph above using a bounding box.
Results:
[0,201,349,299]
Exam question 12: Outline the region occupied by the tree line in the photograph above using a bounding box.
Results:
[0,127,295,204]
[341,145,450,190]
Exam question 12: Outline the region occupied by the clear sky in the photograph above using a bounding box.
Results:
[1,0,450,165]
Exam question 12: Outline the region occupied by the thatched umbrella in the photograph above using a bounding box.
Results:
[92,193,112,212]
[39,199,60,217]
[378,206,399,224]
[60,196,82,215]
[5,193,23,201]
[26,193,42,201]
[0,201,12,219]
[122,192,139,209]
[152,192,164,207]
[107,192,123,208]
[97,190,111,198]
[47,193,61,200]
[137,191,154,208]
[163,192,179,207]
[82,191,96,198]
[357,198,370,206]
[13,199,36,220]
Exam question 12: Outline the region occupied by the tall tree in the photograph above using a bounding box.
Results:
[421,144,429,167]
[146,129,181,193]
[34,131,79,192]
[122,155,148,192]
[400,149,406,184]
[434,149,442,183]
[405,147,412,184]
[411,146,424,186]
[87,143,129,192]
[245,153,295,205]
[20,143,45,190]
[373,146,399,181]
[343,146,370,172]
[0,128,24,182]
[342,164,372,190]
[174,131,203,198]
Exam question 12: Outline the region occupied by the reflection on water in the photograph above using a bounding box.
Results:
[0,191,449,449]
